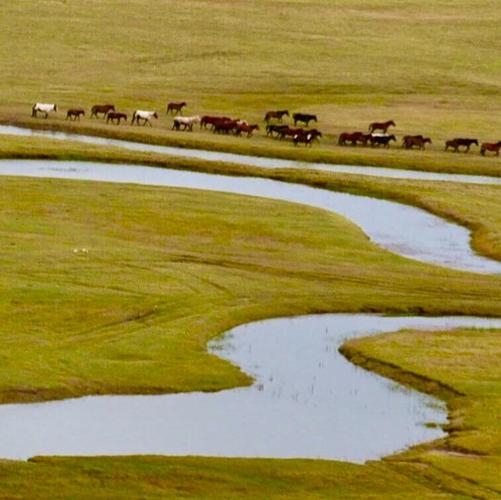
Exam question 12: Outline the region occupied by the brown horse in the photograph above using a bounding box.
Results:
[264,110,289,123]
[91,104,115,119]
[213,119,239,134]
[445,138,478,153]
[370,134,397,148]
[266,124,288,137]
[293,129,322,146]
[235,123,259,137]
[480,141,501,156]
[402,135,432,150]
[166,102,186,115]
[368,120,396,134]
[338,131,371,146]
[66,108,85,121]
[106,111,127,124]
[200,115,232,129]
[278,126,305,140]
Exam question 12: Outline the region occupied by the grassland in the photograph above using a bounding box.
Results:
[1,0,501,497]
[342,327,501,498]
[1,0,501,177]
[0,138,499,495]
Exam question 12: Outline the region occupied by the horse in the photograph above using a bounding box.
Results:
[200,115,231,129]
[292,113,317,127]
[166,102,187,115]
[131,110,158,126]
[235,123,259,137]
[91,104,115,119]
[66,108,85,121]
[212,119,239,134]
[278,126,305,140]
[266,124,288,137]
[293,129,322,146]
[480,141,501,156]
[368,120,396,134]
[402,135,432,150]
[106,111,127,124]
[445,138,478,153]
[32,103,57,118]
[370,134,397,148]
[264,110,289,123]
[338,131,371,146]
[172,115,201,131]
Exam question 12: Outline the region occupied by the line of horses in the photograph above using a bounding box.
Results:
[30,103,501,156]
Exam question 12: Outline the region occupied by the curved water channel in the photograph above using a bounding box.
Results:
[1,124,501,186]
[0,155,500,462]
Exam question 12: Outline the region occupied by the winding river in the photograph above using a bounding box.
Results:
[0,130,500,463]
[1,124,501,186]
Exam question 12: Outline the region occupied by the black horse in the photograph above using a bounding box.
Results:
[370,134,397,148]
[292,113,317,127]
[445,138,478,153]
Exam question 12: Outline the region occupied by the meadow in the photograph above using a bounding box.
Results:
[1,0,501,498]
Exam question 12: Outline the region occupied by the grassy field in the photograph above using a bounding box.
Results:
[0,138,499,496]
[1,0,501,497]
[341,327,501,498]
[1,0,501,176]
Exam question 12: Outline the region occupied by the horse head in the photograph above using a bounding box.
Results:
[153,112,158,119]
[54,105,58,112]
[389,135,397,141]
[389,120,396,126]
[424,137,432,144]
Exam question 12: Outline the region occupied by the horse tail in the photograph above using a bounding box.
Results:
[131,111,136,124]
[31,104,36,117]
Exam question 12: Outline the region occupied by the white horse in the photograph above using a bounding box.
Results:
[131,110,158,126]
[32,103,57,118]
[172,115,201,132]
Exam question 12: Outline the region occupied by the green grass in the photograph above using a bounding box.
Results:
[2,170,501,403]
[2,0,501,176]
[341,327,501,497]
[2,0,501,497]
[2,170,501,497]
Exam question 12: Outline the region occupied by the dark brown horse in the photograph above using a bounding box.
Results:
[370,134,397,148]
[293,129,322,146]
[292,113,317,127]
[402,135,432,150]
[338,131,371,146]
[106,111,127,124]
[235,123,259,137]
[200,115,232,129]
[266,124,288,137]
[66,108,85,121]
[278,126,305,140]
[445,138,478,153]
[91,104,115,119]
[166,102,187,115]
[368,120,396,134]
[480,141,501,156]
[264,110,289,123]
[213,119,239,134]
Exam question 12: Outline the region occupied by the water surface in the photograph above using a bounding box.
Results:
[1,159,499,274]
[1,314,500,462]
[1,124,500,186]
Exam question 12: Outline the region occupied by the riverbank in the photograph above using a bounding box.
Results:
[2,115,501,180]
